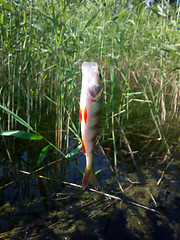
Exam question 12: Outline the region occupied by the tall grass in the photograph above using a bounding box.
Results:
[0,0,179,172]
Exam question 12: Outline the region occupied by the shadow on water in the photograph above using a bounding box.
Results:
[0,97,180,239]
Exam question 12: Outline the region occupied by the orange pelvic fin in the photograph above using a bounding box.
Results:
[83,106,87,125]
[82,168,98,189]
[79,108,82,123]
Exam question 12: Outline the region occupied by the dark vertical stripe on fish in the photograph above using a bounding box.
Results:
[90,122,99,130]
[92,109,101,118]
[89,136,97,143]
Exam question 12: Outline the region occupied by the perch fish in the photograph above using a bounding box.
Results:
[80,62,103,189]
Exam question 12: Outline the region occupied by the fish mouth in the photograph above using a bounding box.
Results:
[82,62,99,71]
[82,62,99,80]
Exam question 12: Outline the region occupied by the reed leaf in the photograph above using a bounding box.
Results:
[65,144,82,159]
[37,145,51,166]
[0,104,34,132]
[0,130,43,140]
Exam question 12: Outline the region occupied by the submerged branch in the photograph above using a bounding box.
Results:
[61,181,160,214]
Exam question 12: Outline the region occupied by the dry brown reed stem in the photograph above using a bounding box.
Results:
[157,172,164,186]
[0,179,19,189]
[99,144,124,192]
[13,168,159,214]
[19,170,51,180]
[61,181,160,214]
[120,128,138,171]
[161,89,166,122]
[1,169,159,214]
[0,158,64,189]
[99,144,114,173]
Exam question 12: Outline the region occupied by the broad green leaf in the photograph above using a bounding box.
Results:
[65,144,82,158]
[0,131,43,140]
[37,145,51,166]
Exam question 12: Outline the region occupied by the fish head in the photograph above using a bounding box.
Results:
[82,62,101,97]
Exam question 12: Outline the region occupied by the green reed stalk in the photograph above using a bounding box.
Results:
[110,61,117,169]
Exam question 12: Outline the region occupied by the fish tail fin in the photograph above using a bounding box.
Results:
[82,168,98,189]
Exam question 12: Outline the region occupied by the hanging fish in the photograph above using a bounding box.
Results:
[80,62,103,189]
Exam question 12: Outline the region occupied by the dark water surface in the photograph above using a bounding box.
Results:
[0,98,180,239]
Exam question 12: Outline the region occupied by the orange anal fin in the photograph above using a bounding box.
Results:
[82,168,98,190]
[82,168,89,189]
[82,138,86,155]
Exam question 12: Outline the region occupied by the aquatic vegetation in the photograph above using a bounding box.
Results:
[0,0,180,238]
